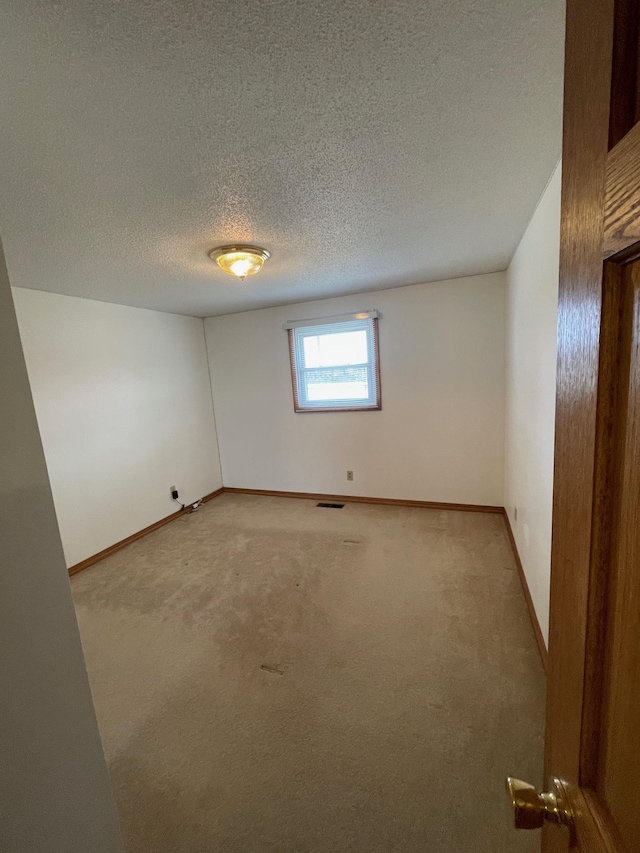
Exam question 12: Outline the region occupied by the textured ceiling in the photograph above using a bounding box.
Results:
[0,0,564,317]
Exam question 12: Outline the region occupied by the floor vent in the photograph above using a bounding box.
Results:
[317,502,345,509]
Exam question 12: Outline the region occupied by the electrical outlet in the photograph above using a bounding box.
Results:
[170,485,176,493]
[347,470,354,481]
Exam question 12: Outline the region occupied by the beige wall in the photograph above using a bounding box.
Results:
[504,163,561,644]
[0,239,124,851]
[205,273,506,507]
[13,288,222,567]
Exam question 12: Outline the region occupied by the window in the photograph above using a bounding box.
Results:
[285,312,381,412]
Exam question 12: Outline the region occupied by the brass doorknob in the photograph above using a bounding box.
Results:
[505,777,574,833]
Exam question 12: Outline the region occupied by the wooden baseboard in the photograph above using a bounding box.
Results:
[222,487,503,514]
[501,510,548,673]
[68,488,224,577]
[202,488,224,504]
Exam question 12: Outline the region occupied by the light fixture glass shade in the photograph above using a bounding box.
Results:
[209,245,270,281]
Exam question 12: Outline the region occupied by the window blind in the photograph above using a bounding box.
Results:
[283,310,379,330]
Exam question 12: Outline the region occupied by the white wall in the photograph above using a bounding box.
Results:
[0,239,124,851]
[205,273,506,506]
[12,289,222,568]
[504,163,561,645]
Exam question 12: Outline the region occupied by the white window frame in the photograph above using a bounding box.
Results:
[285,311,381,413]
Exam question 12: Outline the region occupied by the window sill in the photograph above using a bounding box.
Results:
[293,404,382,413]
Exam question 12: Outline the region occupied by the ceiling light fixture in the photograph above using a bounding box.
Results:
[208,245,270,281]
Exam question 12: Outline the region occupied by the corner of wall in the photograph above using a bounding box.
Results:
[201,317,224,487]
[503,163,562,648]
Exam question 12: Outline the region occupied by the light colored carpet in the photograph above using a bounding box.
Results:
[72,493,545,853]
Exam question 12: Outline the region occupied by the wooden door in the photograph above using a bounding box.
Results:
[543,0,640,850]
